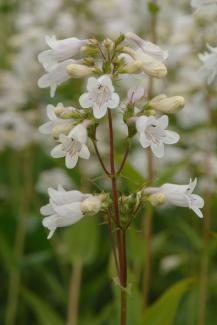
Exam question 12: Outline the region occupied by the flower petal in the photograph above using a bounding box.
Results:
[69,124,87,143]
[151,142,165,158]
[139,134,150,148]
[87,77,98,91]
[136,116,148,133]
[158,115,168,129]
[40,203,54,216]
[53,202,82,220]
[108,93,120,109]
[47,104,57,121]
[79,144,90,159]
[65,153,78,169]
[79,93,92,108]
[191,206,203,218]
[164,130,180,144]
[51,144,65,158]
[93,103,108,119]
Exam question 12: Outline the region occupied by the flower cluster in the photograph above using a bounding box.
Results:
[38,32,204,239]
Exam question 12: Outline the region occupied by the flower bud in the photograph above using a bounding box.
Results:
[150,95,185,113]
[54,105,77,119]
[119,61,143,74]
[149,193,166,206]
[67,64,95,78]
[81,196,101,215]
[122,47,167,78]
[51,122,74,138]
[102,38,114,50]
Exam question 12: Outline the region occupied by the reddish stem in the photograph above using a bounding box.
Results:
[108,110,127,325]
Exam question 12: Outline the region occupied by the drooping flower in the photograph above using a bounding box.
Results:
[39,103,74,137]
[38,35,87,71]
[125,32,168,62]
[38,59,75,97]
[199,43,217,84]
[51,124,90,169]
[144,179,204,218]
[41,185,98,239]
[79,75,120,119]
[136,115,180,158]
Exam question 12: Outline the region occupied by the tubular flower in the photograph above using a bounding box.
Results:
[38,35,87,71]
[38,59,75,97]
[41,185,94,239]
[144,179,204,218]
[79,75,120,119]
[51,124,90,169]
[125,32,168,62]
[136,115,180,158]
[39,103,74,136]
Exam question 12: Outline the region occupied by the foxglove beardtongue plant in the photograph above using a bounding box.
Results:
[38,32,204,325]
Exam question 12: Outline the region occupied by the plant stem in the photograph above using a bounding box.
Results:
[108,110,127,325]
[197,92,212,325]
[92,140,110,176]
[67,260,82,325]
[117,142,130,175]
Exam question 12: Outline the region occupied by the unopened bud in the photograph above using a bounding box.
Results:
[123,47,167,78]
[119,61,143,74]
[51,122,74,138]
[67,64,95,78]
[103,38,114,50]
[80,45,98,56]
[54,104,77,119]
[149,193,166,206]
[81,196,101,215]
[150,95,185,113]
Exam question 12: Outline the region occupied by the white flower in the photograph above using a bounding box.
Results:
[51,124,90,169]
[144,179,204,218]
[79,75,120,119]
[191,0,217,8]
[199,44,217,84]
[136,115,180,158]
[38,35,87,71]
[38,59,74,97]
[123,47,167,79]
[39,103,74,136]
[40,185,91,239]
[125,32,168,62]
[127,86,145,104]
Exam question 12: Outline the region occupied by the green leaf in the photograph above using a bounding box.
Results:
[62,216,99,265]
[141,278,194,325]
[21,287,63,325]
